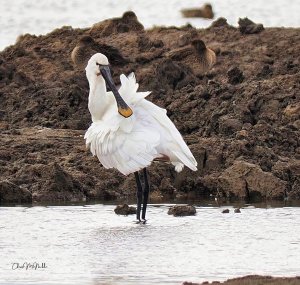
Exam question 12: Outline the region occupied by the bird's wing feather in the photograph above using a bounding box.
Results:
[84,115,160,175]
[138,100,197,171]
[116,72,197,171]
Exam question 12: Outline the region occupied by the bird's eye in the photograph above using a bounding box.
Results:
[96,62,109,67]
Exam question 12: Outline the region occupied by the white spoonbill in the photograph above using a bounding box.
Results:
[84,53,197,223]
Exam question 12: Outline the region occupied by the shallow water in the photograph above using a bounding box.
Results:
[0,203,300,285]
[1,0,300,50]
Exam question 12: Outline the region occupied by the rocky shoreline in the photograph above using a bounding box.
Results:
[0,13,299,204]
[183,275,300,285]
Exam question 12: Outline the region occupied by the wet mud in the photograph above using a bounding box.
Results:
[0,13,299,203]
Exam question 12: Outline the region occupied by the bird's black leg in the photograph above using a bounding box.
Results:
[141,168,150,222]
[134,171,143,222]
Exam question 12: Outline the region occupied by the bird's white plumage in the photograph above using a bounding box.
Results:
[84,53,197,175]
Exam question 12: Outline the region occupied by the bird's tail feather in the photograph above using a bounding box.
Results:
[172,150,197,172]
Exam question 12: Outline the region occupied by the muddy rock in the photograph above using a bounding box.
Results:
[222,209,230,213]
[227,67,244,84]
[0,14,299,203]
[272,160,300,199]
[238,17,264,34]
[219,117,243,135]
[114,204,137,215]
[177,31,197,47]
[257,65,273,79]
[168,205,196,216]
[30,162,86,202]
[283,103,300,118]
[181,4,214,19]
[184,275,300,285]
[0,180,32,204]
[218,161,286,200]
[210,17,230,28]
[160,177,177,195]
[152,58,196,90]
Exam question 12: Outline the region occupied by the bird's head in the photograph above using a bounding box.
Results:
[86,53,109,77]
[85,53,133,118]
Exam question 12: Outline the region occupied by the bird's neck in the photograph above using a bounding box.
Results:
[90,76,106,95]
[88,76,111,121]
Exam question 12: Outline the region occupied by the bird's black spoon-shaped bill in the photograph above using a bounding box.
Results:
[99,65,133,118]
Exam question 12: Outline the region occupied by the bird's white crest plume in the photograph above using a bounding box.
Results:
[84,52,197,221]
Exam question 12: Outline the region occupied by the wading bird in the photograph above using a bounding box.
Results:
[84,53,197,223]
[71,36,128,70]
